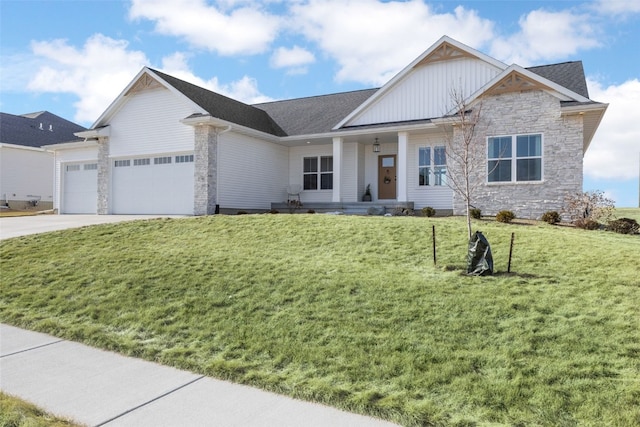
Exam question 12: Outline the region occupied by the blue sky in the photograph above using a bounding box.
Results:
[1,0,639,206]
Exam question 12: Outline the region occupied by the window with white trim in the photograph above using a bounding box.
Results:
[154,156,171,165]
[303,156,333,190]
[114,160,130,167]
[133,158,150,166]
[488,134,542,182]
[418,145,446,186]
[66,164,80,172]
[175,154,194,163]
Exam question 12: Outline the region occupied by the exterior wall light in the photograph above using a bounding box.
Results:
[373,138,381,153]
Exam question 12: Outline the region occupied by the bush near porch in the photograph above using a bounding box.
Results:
[1,214,639,426]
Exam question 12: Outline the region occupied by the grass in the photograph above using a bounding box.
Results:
[0,392,82,427]
[1,213,639,426]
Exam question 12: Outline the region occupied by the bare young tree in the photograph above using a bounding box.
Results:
[441,89,486,241]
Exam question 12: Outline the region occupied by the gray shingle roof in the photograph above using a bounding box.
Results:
[527,61,589,98]
[149,68,287,137]
[150,60,591,139]
[253,89,378,136]
[0,111,86,148]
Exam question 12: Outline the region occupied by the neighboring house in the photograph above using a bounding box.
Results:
[0,111,86,210]
[47,36,607,218]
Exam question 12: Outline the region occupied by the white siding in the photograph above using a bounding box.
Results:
[108,87,197,157]
[289,145,333,203]
[52,145,99,212]
[349,58,501,126]
[407,134,453,209]
[218,132,288,210]
[0,145,53,205]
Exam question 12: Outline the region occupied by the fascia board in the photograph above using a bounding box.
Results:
[42,140,99,151]
[332,35,508,130]
[0,143,48,152]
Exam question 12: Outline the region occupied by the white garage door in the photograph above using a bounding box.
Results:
[63,163,98,214]
[111,154,194,215]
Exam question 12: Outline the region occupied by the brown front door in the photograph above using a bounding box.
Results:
[378,155,396,200]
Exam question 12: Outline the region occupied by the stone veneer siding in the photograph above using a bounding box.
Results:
[452,90,583,219]
[193,125,218,215]
[97,137,110,215]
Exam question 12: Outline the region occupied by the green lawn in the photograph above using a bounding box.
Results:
[1,214,639,426]
[0,392,82,427]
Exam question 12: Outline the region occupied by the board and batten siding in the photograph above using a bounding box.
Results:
[108,87,197,157]
[52,145,99,211]
[0,145,53,204]
[349,58,502,126]
[217,132,288,210]
[407,134,453,210]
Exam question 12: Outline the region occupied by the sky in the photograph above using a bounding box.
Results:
[1,0,639,207]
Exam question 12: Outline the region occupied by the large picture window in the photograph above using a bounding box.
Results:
[488,134,542,182]
[303,156,333,190]
[418,146,446,186]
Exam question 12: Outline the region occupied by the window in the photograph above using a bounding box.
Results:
[66,164,80,172]
[133,158,150,166]
[418,146,446,186]
[154,156,171,165]
[175,154,194,163]
[303,156,333,190]
[488,134,542,182]
[114,160,130,167]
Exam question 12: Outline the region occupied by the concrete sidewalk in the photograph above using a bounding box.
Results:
[0,324,398,426]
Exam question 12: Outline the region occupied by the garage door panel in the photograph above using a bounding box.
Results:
[112,155,194,215]
[63,163,97,214]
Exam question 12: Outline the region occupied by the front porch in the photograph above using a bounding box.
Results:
[270,201,414,215]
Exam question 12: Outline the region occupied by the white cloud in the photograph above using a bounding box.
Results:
[289,0,494,85]
[584,78,640,181]
[129,0,281,56]
[270,45,315,69]
[26,35,149,123]
[593,0,640,15]
[160,52,273,104]
[490,9,600,66]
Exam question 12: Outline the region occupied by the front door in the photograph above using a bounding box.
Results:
[378,155,396,200]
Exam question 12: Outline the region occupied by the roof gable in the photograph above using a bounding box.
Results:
[334,36,507,129]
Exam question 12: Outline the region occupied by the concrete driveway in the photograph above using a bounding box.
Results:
[0,214,186,240]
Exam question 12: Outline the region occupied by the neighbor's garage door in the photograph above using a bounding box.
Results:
[111,154,194,215]
[62,162,98,214]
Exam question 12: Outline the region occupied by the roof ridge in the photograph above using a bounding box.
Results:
[526,60,582,69]
[253,88,379,106]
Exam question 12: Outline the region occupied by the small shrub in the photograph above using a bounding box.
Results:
[574,218,600,230]
[392,207,409,216]
[496,210,515,223]
[607,218,639,235]
[307,209,316,214]
[268,209,279,214]
[541,211,561,224]
[236,210,248,215]
[421,206,436,217]
[470,208,482,219]
[563,190,615,224]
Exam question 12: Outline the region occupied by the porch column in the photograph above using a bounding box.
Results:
[332,137,343,203]
[96,136,110,215]
[194,125,219,215]
[397,132,408,202]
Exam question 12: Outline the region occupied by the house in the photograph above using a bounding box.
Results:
[0,111,86,210]
[47,36,607,218]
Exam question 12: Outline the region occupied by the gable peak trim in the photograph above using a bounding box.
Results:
[485,70,550,96]
[125,72,165,96]
[415,41,475,67]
